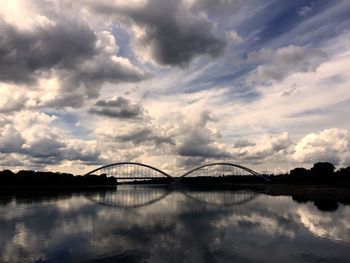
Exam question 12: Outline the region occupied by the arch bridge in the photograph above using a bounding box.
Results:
[85,162,269,182]
[84,162,172,180]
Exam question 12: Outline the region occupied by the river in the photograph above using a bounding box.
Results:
[0,185,349,262]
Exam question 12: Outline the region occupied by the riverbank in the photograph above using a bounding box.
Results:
[170,183,350,204]
[1,182,349,203]
[0,185,117,189]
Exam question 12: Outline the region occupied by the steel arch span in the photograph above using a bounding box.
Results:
[84,162,173,180]
[179,162,270,181]
[84,161,270,182]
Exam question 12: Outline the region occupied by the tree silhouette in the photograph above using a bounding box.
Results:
[311,162,335,178]
[0,170,118,186]
[336,166,350,177]
[313,200,339,212]
[290,167,309,177]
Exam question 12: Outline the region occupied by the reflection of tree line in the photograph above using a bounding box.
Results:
[292,196,341,212]
[87,187,349,212]
[0,188,115,207]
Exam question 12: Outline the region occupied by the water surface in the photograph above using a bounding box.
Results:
[0,185,349,262]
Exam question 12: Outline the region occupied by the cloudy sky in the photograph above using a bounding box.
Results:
[0,0,350,175]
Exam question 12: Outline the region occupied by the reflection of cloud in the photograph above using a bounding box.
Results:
[297,206,350,242]
[214,212,297,238]
[3,223,47,263]
[1,189,350,262]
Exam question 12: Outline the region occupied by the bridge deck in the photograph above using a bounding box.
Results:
[115,177,171,180]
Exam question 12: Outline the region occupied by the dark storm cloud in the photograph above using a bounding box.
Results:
[0,154,24,167]
[0,14,147,109]
[233,139,256,148]
[88,0,226,66]
[22,138,65,160]
[177,111,230,159]
[64,148,101,163]
[116,128,175,146]
[178,144,231,159]
[177,131,230,159]
[231,133,292,164]
[89,97,144,119]
[176,156,206,170]
[0,122,102,165]
[24,138,101,165]
[22,139,101,165]
[0,18,96,83]
[0,125,25,153]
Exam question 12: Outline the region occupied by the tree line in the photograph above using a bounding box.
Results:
[0,170,117,186]
[270,162,350,185]
[0,162,349,186]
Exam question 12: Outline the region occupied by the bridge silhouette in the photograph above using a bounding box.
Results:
[85,162,270,182]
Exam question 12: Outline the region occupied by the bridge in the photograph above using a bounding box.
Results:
[84,162,270,181]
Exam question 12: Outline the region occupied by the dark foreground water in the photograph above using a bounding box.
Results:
[0,185,349,263]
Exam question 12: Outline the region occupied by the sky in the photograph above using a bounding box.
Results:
[0,0,350,175]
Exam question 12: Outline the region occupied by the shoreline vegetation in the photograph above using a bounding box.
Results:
[0,162,349,188]
[0,170,117,187]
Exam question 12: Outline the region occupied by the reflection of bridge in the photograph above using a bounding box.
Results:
[88,186,171,209]
[85,162,269,181]
[87,186,259,209]
[184,190,258,207]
